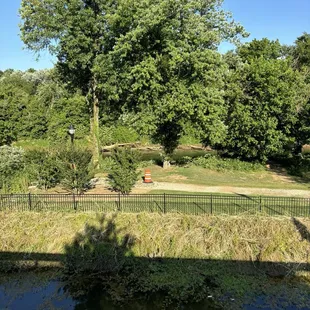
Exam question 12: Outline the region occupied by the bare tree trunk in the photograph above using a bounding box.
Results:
[163,160,171,169]
[90,78,100,168]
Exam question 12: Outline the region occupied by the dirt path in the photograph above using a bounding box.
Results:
[90,179,310,197]
[136,182,310,197]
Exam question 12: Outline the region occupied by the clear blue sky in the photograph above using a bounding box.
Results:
[1,0,310,71]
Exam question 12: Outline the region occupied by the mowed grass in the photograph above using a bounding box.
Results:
[147,164,310,190]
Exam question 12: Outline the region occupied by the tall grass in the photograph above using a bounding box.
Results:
[1,212,309,264]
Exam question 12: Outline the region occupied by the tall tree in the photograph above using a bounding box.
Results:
[0,71,35,145]
[237,38,282,62]
[293,33,310,70]
[290,33,310,152]
[222,41,306,161]
[20,0,245,166]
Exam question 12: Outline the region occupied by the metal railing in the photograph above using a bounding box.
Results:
[1,193,310,216]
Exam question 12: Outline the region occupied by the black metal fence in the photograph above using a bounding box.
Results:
[1,193,310,216]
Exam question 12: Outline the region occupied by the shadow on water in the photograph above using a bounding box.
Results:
[1,215,310,309]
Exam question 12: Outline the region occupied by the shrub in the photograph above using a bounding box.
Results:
[108,148,140,194]
[58,147,93,194]
[192,154,264,172]
[0,146,25,189]
[99,125,140,146]
[99,156,115,172]
[0,145,24,177]
[24,149,62,189]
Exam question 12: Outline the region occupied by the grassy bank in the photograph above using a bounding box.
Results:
[1,212,310,308]
[1,212,310,263]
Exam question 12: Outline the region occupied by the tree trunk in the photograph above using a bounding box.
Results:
[90,78,100,168]
[163,160,171,169]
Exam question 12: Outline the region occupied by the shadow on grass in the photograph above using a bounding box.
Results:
[268,159,310,188]
[1,215,310,309]
[292,217,310,243]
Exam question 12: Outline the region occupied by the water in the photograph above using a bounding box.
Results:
[0,273,218,310]
[102,149,211,162]
[1,272,310,310]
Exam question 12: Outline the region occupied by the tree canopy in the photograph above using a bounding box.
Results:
[0,3,306,165]
[20,0,246,163]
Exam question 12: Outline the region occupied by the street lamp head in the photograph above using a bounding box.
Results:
[68,124,75,135]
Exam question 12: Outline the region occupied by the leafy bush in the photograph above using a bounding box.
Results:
[139,159,156,168]
[108,148,140,194]
[0,146,25,189]
[99,125,140,146]
[113,125,139,144]
[24,149,62,189]
[47,94,90,142]
[192,154,264,172]
[0,173,30,193]
[58,147,94,194]
[175,156,194,166]
[99,156,115,172]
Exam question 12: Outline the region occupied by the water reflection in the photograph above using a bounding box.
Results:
[1,272,310,310]
[0,273,220,310]
[102,149,211,162]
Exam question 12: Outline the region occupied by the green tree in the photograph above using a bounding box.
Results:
[58,147,94,194]
[238,38,282,62]
[293,33,310,70]
[0,71,34,145]
[20,0,246,166]
[94,0,246,164]
[290,33,310,152]
[108,148,140,194]
[223,55,304,162]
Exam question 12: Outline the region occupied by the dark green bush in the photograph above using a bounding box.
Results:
[108,148,140,194]
[25,149,62,189]
[58,147,93,194]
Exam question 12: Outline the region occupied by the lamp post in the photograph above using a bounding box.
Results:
[68,124,75,146]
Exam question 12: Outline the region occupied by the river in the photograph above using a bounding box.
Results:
[1,272,309,309]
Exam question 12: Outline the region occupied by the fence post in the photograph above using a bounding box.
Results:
[259,196,262,212]
[28,192,32,211]
[73,193,77,211]
[210,194,213,215]
[163,193,166,214]
[118,192,121,211]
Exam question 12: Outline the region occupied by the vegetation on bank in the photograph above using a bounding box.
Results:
[1,212,309,263]
[0,0,308,165]
[1,212,310,308]
[0,145,94,194]
[2,143,310,194]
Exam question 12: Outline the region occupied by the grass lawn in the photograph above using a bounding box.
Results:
[146,164,310,190]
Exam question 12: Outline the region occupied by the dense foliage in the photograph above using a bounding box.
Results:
[0,1,309,166]
[58,147,94,194]
[108,148,140,194]
[0,146,93,194]
[0,146,25,190]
